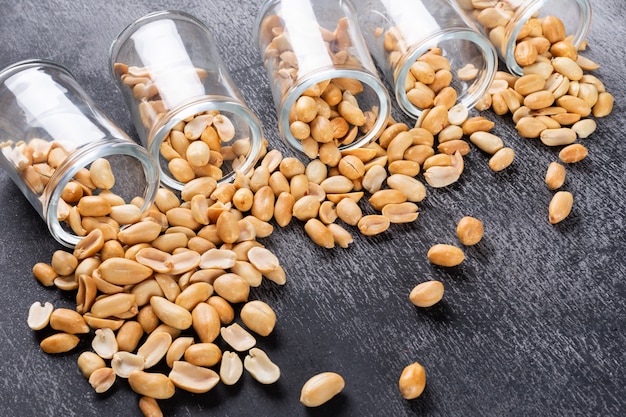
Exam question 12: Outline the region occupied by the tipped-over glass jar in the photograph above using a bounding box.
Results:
[110,10,265,191]
[255,0,391,162]
[451,0,592,76]
[0,60,159,248]
[356,0,498,119]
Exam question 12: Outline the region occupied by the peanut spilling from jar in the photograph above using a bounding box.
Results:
[472,12,613,225]
[0,137,150,239]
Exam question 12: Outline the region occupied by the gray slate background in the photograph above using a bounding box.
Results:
[0,1,624,416]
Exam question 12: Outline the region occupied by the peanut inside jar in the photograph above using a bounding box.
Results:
[257,6,390,158]
[113,63,265,189]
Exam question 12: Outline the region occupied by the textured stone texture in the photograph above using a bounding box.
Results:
[0,1,624,416]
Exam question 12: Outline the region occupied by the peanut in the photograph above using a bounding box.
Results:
[456,216,484,246]
[409,281,444,307]
[549,191,574,224]
[300,372,345,407]
[427,244,464,267]
[399,362,426,400]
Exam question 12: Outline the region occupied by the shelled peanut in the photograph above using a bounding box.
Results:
[260,15,380,157]
[114,63,254,184]
[300,372,346,407]
[0,139,148,238]
[399,361,427,400]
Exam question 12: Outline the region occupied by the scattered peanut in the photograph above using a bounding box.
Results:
[409,281,444,308]
[427,244,464,267]
[27,301,54,331]
[549,191,574,224]
[300,372,346,407]
[456,216,484,246]
[399,362,427,400]
[244,347,281,384]
[545,162,566,190]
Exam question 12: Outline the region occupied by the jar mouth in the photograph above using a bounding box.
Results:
[148,95,265,191]
[394,28,497,119]
[44,138,159,248]
[0,59,75,84]
[503,0,592,76]
[277,68,391,155]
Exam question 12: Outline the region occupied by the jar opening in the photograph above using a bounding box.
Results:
[503,0,592,75]
[278,68,390,155]
[395,29,497,118]
[45,139,159,248]
[147,96,264,191]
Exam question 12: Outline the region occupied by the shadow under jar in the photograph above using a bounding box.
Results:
[110,10,265,191]
[255,0,391,162]
[0,60,159,248]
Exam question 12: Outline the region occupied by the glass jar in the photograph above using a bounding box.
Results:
[110,10,265,191]
[356,0,498,119]
[0,60,159,248]
[255,0,391,161]
[451,0,592,76]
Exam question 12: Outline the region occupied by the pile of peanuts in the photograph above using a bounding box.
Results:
[27,40,516,415]
[260,15,381,158]
[26,112,496,410]
[114,63,255,184]
[28,160,294,414]
[0,139,148,238]
[159,111,253,184]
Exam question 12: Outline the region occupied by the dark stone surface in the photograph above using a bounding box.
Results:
[0,1,624,416]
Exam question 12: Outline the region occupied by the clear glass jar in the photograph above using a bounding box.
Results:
[0,60,159,248]
[356,0,498,119]
[451,0,592,76]
[255,0,391,160]
[110,10,265,191]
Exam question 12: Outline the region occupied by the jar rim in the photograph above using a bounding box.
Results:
[277,67,391,154]
[146,95,265,191]
[0,59,75,84]
[44,137,159,248]
[393,28,497,118]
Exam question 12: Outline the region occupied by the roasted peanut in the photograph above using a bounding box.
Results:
[456,216,484,246]
[300,372,345,407]
[427,244,464,267]
[399,362,426,400]
[409,281,444,307]
[549,191,574,224]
